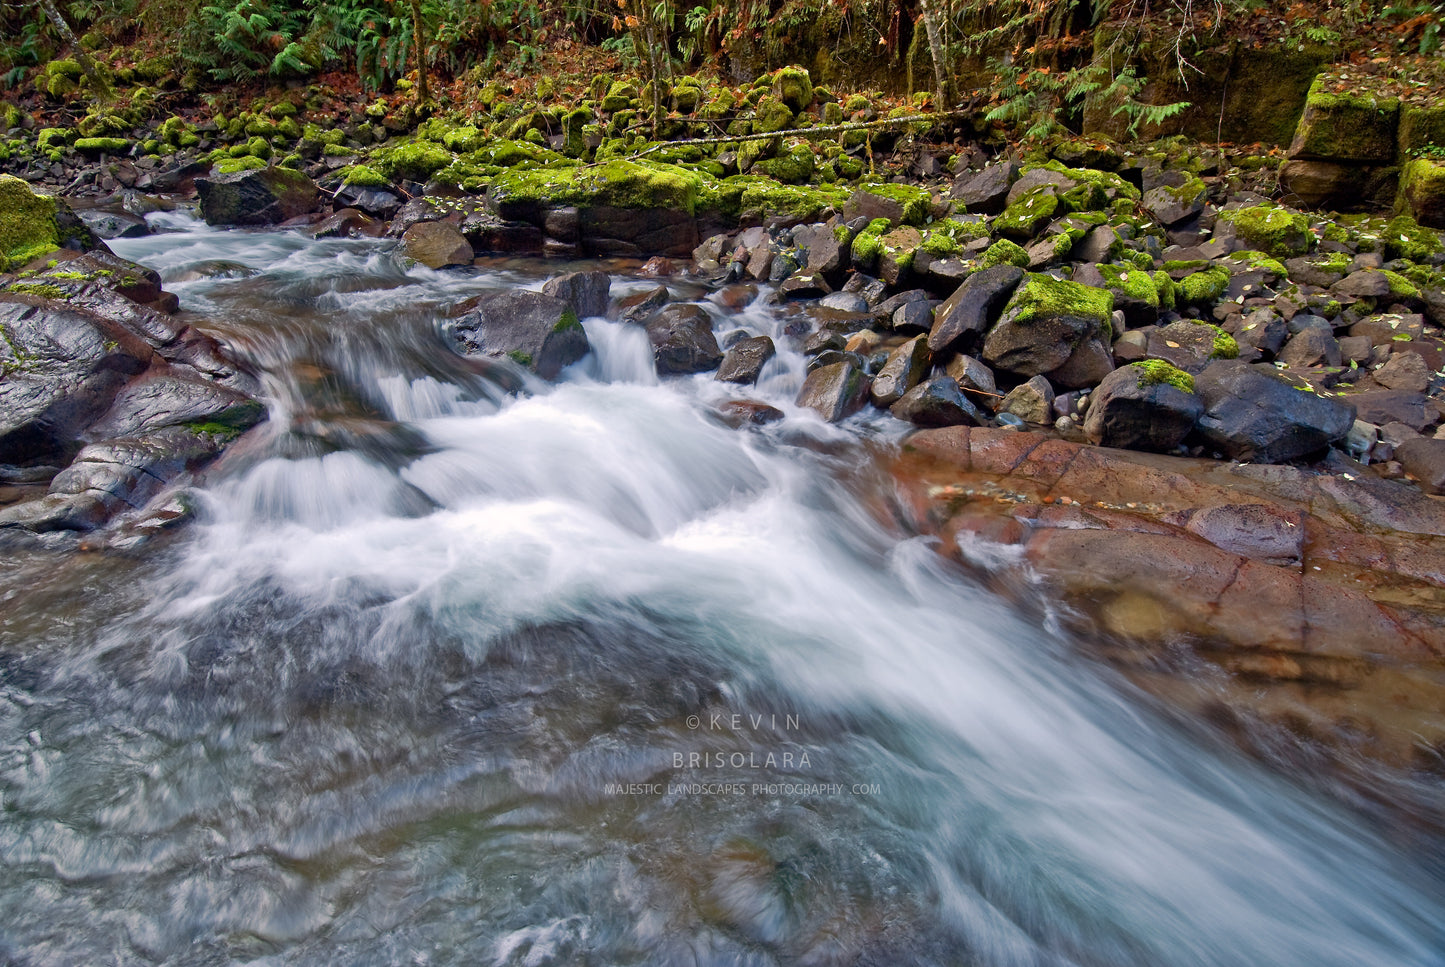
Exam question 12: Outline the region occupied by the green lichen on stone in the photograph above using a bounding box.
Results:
[1176,265,1231,304]
[995,184,1059,239]
[730,178,845,221]
[1381,269,1422,300]
[1202,322,1239,359]
[1153,270,1177,311]
[1217,204,1312,258]
[0,175,61,271]
[980,238,1030,269]
[1097,263,1159,308]
[8,281,66,299]
[849,217,891,268]
[1130,359,1194,393]
[552,308,582,333]
[1383,214,1443,262]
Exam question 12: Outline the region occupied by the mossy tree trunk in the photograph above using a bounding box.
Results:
[35,0,111,98]
[408,0,430,105]
[917,0,949,105]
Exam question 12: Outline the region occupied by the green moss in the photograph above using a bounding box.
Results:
[1130,359,1194,393]
[853,182,931,226]
[0,175,61,272]
[1203,323,1238,359]
[849,217,891,267]
[920,231,959,257]
[552,309,582,334]
[507,349,535,367]
[1008,273,1115,333]
[45,59,82,80]
[73,137,129,154]
[1227,250,1288,277]
[1153,270,1177,311]
[771,66,813,113]
[491,159,704,214]
[980,238,1030,269]
[1217,204,1312,258]
[1381,269,1422,300]
[1383,214,1443,263]
[36,127,70,150]
[754,96,794,134]
[1176,265,1231,304]
[1097,263,1160,308]
[752,142,815,184]
[181,421,241,441]
[1034,160,1141,202]
[340,163,390,188]
[8,282,66,299]
[375,140,455,181]
[994,184,1059,239]
[213,156,266,174]
[1059,181,1107,214]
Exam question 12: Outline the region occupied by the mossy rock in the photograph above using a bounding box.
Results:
[985,273,1115,375]
[699,88,738,120]
[36,127,71,150]
[76,113,127,138]
[1176,265,1231,304]
[1130,359,1194,393]
[0,175,63,271]
[1097,262,1160,310]
[490,159,705,215]
[1399,104,1445,157]
[1289,78,1399,164]
[1217,205,1312,258]
[1396,158,1445,230]
[73,137,130,155]
[711,176,847,222]
[755,96,795,134]
[375,140,455,181]
[752,142,815,184]
[844,182,931,227]
[602,80,639,113]
[213,155,267,174]
[771,66,813,113]
[1382,214,1443,262]
[994,184,1059,240]
[1224,250,1289,278]
[980,238,1030,269]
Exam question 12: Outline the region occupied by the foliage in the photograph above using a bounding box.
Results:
[985,61,1188,142]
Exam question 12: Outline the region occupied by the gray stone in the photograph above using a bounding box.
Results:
[950,162,1017,215]
[1278,327,1342,369]
[542,270,612,320]
[715,335,776,385]
[796,359,869,422]
[449,290,590,379]
[644,304,723,375]
[196,166,318,227]
[1193,360,1357,462]
[402,220,473,269]
[869,335,930,406]
[999,375,1056,424]
[890,377,987,427]
[1083,364,1203,453]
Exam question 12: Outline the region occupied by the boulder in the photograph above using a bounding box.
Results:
[1396,437,1445,494]
[1083,362,1203,452]
[796,359,868,422]
[86,371,264,439]
[643,304,723,375]
[401,220,473,269]
[927,265,1024,353]
[715,335,776,385]
[1288,82,1399,164]
[449,290,590,379]
[1192,360,1356,462]
[983,274,1114,378]
[1396,158,1445,229]
[891,377,987,427]
[0,174,98,271]
[541,270,612,319]
[196,166,319,227]
[949,163,1017,215]
[999,374,1055,424]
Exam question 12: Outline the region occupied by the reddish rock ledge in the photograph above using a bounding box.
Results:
[888,426,1445,772]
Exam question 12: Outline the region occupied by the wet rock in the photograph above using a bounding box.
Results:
[334,183,402,218]
[715,335,776,385]
[402,220,473,269]
[87,371,264,439]
[796,359,868,422]
[1047,337,1115,390]
[1146,321,1228,374]
[542,270,611,320]
[1333,269,1394,299]
[196,166,318,227]
[944,354,998,404]
[1346,390,1432,431]
[927,265,1024,354]
[449,290,590,379]
[890,298,934,333]
[311,208,383,239]
[0,299,153,463]
[869,335,930,406]
[617,286,670,324]
[1083,363,1203,452]
[819,292,868,314]
[717,399,784,427]
[777,272,831,300]
[792,223,849,283]
[76,208,149,240]
[644,304,723,375]
[891,377,987,427]
[999,375,1055,424]
[1193,360,1356,462]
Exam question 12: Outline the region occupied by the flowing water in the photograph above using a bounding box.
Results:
[0,214,1442,966]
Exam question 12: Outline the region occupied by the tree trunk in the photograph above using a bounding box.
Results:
[408,0,430,105]
[35,0,111,98]
[917,0,949,105]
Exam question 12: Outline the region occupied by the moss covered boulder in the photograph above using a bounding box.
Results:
[0,175,96,271]
[842,183,931,227]
[1396,158,1445,229]
[1216,205,1312,258]
[1288,79,1399,164]
[196,165,319,227]
[983,274,1114,378]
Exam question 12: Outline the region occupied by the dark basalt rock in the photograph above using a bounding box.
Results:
[643,304,723,375]
[1192,360,1356,463]
[1083,365,1204,452]
[196,166,319,227]
[715,335,776,385]
[891,377,987,427]
[449,290,591,379]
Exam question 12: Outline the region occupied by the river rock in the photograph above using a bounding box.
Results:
[983,275,1114,378]
[196,166,318,227]
[950,162,1016,215]
[76,208,149,240]
[402,220,473,269]
[1192,360,1356,462]
[0,299,154,463]
[890,377,987,427]
[1373,351,1431,393]
[1396,437,1445,494]
[449,290,590,379]
[1278,327,1342,369]
[870,335,930,406]
[1083,363,1203,452]
[542,270,612,320]
[999,375,1055,424]
[86,371,265,439]
[643,304,723,375]
[796,359,868,422]
[928,265,1024,353]
[715,335,776,385]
